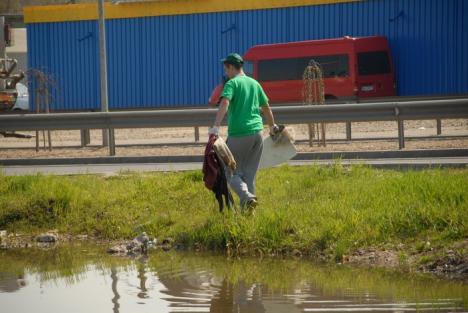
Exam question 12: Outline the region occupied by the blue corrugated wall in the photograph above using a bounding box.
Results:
[26,0,468,111]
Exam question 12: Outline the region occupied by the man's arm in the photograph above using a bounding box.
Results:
[261,104,276,127]
[208,98,229,136]
[214,98,229,126]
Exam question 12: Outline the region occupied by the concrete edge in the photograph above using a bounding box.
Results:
[1,159,466,176]
[1,149,468,166]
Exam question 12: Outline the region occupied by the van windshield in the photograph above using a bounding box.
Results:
[258,55,349,82]
[358,51,391,76]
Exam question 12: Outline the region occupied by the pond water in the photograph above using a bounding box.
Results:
[0,245,467,313]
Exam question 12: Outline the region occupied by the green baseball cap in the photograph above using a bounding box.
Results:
[221,53,244,65]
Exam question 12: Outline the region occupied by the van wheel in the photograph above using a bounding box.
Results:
[324,95,337,104]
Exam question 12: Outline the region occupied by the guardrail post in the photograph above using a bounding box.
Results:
[102,129,108,146]
[44,89,52,151]
[345,122,352,140]
[394,105,405,150]
[80,130,85,147]
[109,128,116,156]
[80,129,90,147]
[398,120,405,149]
[35,92,39,152]
[436,119,442,135]
[308,123,314,147]
[194,126,200,142]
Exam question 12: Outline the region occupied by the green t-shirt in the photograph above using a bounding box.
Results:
[221,75,269,137]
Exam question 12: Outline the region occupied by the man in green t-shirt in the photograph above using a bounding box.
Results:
[209,53,279,211]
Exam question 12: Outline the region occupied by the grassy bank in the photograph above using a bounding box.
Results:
[0,165,467,260]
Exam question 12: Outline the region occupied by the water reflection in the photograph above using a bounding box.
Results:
[0,246,466,313]
[136,261,148,299]
[111,267,120,313]
[0,272,26,293]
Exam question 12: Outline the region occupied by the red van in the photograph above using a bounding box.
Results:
[209,36,396,105]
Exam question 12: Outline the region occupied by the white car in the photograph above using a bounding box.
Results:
[12,83,29,111]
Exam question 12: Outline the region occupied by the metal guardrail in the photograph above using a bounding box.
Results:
[1,98,467,155]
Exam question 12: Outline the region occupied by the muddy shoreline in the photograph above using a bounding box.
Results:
[1,230,466,282]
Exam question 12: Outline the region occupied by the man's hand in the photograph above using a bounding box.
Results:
[208,126,219,136]
[269,124,280,137]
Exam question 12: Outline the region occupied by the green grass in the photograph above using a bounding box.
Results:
[0,165,467,259]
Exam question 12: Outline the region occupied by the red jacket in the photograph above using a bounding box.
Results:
[202,134,233,211]
[202,134,219,190]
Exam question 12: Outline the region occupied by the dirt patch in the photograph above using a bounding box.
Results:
[1,139,468,160]
[344,248,400,268]
[344,240,468,281]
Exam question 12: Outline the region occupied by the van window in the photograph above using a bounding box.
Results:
[258,55,349,82]
[358,51,391,76]
[243,61,253,77]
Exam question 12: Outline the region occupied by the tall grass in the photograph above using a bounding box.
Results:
[0,165,466,258]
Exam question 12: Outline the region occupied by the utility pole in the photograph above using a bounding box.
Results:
[0,16,6,91]
[98,0,115,155]
[0,16,5,58]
